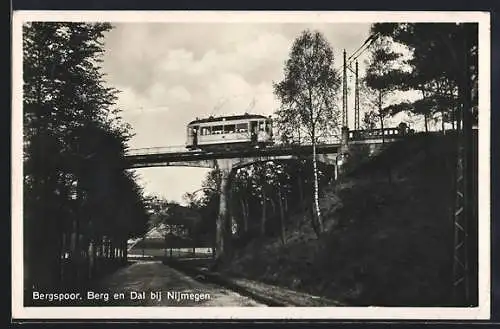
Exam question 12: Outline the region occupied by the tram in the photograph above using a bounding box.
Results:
[186,114,273,151]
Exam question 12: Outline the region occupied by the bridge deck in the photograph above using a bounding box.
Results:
[124,131,405,169]
[125,143,342,168]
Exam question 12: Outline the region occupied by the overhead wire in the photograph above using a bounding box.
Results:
[347,32,379,65]
[347,33,377,62]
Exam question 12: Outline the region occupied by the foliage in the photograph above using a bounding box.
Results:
[367,23,478,130]
[362,37,409,136]
[273,30,342,236]
[273,30,342,144]
[23,22,148,290]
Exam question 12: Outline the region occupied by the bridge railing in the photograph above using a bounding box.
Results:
[125,128,406,156]
[348,127,406,141]
[317,136,342,145]
[126,145,189,156]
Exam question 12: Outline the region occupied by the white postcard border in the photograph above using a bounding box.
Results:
[11,10,491,320]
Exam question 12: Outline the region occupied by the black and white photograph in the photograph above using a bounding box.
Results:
[12,11,490,320]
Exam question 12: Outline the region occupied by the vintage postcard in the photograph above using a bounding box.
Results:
[11,10,491,320]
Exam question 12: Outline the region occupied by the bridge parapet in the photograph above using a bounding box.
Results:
[125,127,405,157]
[127,145,189,156]
[348,127,408,141]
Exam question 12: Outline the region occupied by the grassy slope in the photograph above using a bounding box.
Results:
[221,134,458,306]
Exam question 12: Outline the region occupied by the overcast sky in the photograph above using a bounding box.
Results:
[100,22,376,204]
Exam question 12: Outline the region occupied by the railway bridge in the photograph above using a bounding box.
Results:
[124,127,405,260]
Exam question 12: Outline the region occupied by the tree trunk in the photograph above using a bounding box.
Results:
[124,239,128,262]
[240,198,248,233]
[456,105,462,131]
[380,115,385,144]
[56,230,64,287]
[284,193,288,214]
[424,113,429,133]
[215,169,231,261]
[297,175,305,212]
[442,110,446,134]
[60,232,67,285]
[379,114,392,183]
[312,142,324,235]
[141,237,145,258]
[278,188,286,245]
[71,214,80,288]
[260,191,267,236]
[91,240,97,279]
[379,91,385,145]
[270,197,276,216]
[111,240,115,261]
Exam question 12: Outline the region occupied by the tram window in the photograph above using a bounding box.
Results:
[224,124,236,134]
[236,123,248,132]
[259,121,265,131]
[212,125,223,134]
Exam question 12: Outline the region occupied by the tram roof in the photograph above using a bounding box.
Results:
[188,114,269,125]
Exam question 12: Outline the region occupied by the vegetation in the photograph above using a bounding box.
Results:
[273,30,342,236]
[367,23,478,132]
[362,37,409,142]
[221,134,461,306]
[23,22,149,293]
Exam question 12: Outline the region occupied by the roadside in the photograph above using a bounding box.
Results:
[164,257,344,307]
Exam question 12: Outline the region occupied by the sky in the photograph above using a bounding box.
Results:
[100,21,403,204]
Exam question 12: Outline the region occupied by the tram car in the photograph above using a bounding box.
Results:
[186,114,273,150]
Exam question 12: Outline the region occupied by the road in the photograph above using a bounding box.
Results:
[90,260,265,306]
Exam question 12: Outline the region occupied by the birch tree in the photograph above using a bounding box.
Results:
[273,30,341,236]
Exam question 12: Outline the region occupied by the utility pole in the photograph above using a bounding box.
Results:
[354,60,360,130]
[342,49,348,129]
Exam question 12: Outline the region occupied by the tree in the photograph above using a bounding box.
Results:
[362,110,378,130]
[369,23,478,131]
[23,22,148,291]
[363,37,409,143]
[232,167,252,237]
[194,169,222,248]
[370,23,479,305]
[273,30,341,236]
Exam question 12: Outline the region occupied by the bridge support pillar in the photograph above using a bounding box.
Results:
[214,159,236,263]
[341,126,349,153]
[336,126,350,178]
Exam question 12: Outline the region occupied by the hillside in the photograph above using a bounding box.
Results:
[220,134,473,306]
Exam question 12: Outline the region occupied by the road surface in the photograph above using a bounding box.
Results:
[90,260,265,306]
